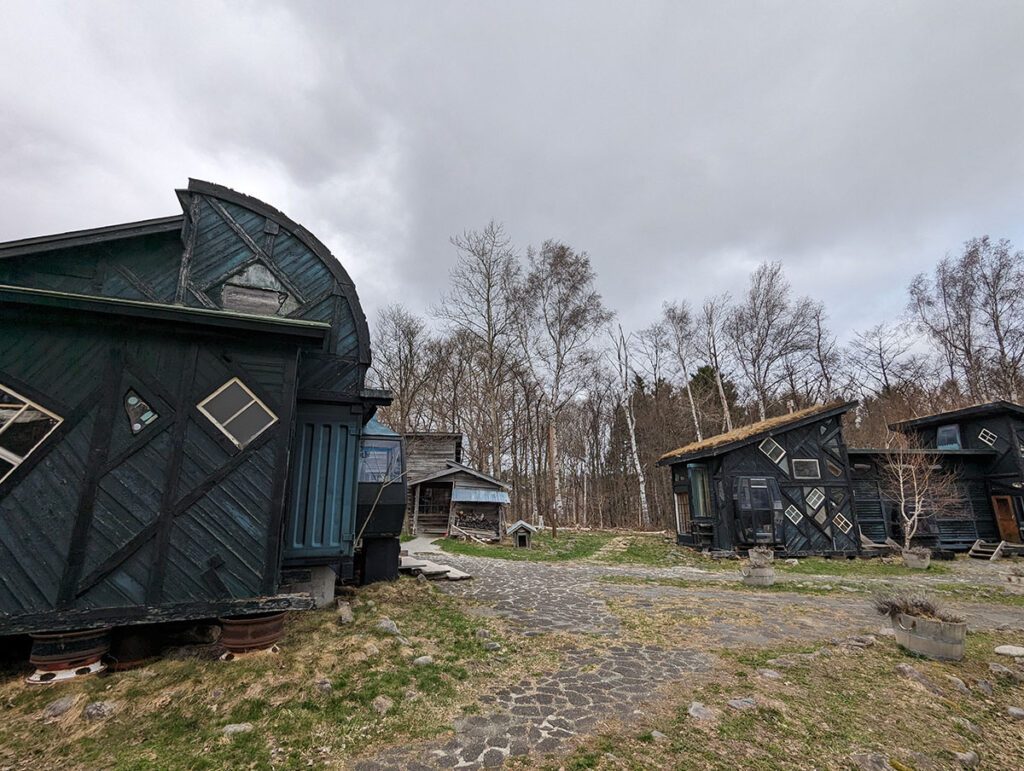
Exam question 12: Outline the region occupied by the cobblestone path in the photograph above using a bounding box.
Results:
[355,554,1023,769]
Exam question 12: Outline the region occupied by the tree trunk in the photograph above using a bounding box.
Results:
[548,420,561,538]
[623,393,651,529]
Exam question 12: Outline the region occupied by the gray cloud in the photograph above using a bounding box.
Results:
[2,1,1023,343]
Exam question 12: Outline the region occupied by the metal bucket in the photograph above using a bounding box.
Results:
[218,612,286,654]
[893,613,966,661]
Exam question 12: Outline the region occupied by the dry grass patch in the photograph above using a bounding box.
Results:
[0,578,559,770]
[551,631,1024,770]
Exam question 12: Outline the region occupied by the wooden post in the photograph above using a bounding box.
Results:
[412,484,421,535]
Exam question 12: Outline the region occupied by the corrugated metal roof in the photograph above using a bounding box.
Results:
[451,488,510,504]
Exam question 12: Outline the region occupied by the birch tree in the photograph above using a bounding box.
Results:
[662,301,703,441]
[612,324,650,529]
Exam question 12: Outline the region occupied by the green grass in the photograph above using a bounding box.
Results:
[776,556,951,577]
[930,582,1024,607]
[399,532,415,542]
[599,574,848,597]
[438,530,616,562]
[595,536,739,571]
[0,579,556,770]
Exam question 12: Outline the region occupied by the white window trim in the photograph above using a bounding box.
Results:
[792,458,821,480]
[805,487,825,509]
[759,436,786,463]
[833,513,852,534]
[197,378,278,449]
[0,385,63,484]
[785,505,803,525]
[978,428,998,447]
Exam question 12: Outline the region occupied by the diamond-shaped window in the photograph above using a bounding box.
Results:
[216,263,299,316]
[0,385,62,484]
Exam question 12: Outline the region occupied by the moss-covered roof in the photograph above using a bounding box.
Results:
[659,401,857,464]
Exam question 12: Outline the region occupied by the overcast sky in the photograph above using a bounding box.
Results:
[2,1,1023,343]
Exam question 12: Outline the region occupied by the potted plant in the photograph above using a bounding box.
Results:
[741,546,775,587]
[874,593,966,661]
[901,546,932,570]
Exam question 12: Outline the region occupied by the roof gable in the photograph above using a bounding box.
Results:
[410,460,510,488]
[890,401,1024,431]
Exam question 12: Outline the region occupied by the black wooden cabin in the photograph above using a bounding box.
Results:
[658,402,861,556]
[0,180,399,636]
[859,401,1024,549]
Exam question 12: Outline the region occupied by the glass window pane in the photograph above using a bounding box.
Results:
[202,382,252,424]
[359,440,401,482]
[223,401,275,446]
[1,409,58,456]
[0,456,15,479]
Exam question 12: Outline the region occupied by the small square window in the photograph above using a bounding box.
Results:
[792,459,821,479]
[0,385,62,484]
[978,428,998,447]
[833,513,853,534]
[785,505,803,525]
[805,487,825,509]
[197,378,277,449]
[759,437,786,463]
[826,460,843,477]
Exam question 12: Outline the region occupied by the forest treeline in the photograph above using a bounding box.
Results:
[370,225,1024,532]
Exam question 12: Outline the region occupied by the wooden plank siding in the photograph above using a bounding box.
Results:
[0,179,384,635]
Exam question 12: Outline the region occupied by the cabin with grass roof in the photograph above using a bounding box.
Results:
[658,402,861,556]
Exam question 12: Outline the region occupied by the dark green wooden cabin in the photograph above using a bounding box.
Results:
[0,180,395,636]
[658,402,861,556]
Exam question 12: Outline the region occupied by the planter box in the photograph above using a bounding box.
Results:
[741,565,776,587]
[902,551,931,570]
[892,613,966,661]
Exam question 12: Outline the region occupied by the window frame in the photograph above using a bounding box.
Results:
[0,384,63,485]
[936,423,962,450]
[791,458,821,480]
[196,377,278,450]
[759,436,786,464]
[978,427,998,447]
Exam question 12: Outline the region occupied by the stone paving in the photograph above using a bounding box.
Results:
[354,553,1024,769]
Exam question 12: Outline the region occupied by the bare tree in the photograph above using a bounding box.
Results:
[521,241,613,536]
[877,432,962,553]
[662,301,703,441]
[969,237,1024,402]
[371,304,432,433]
[725,262,813,420]
[612,325,650,529]
[698,294,735,432]
[436,221,521,477]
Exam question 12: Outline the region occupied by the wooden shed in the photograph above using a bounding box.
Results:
[0,180,399,637]
[408,462,510,540]
[658,402,861,556]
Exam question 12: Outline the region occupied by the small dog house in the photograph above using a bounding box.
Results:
[507,520,538,549]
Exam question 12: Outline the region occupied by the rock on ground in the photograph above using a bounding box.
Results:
[757,669,783,680]
[337,602,354,625]
[475,628,490,639]
[316,679,332,693]
[412,655,434,667]
[688,702,716,721]
[727,697,757,711]
[375,618,399,635]
[954,749,979,768]
[483,642,501,650]
[223,723,253,736]
[373,695,394,715]
[83,702,115,720]
[650,730,669,742]
[43,696,75,719]
[894,663,946,697]
[951,716,981,735]
[945,675,971,696]
[994,645,1024,658]
[850,752,890,771]
[1008,706,1024,720]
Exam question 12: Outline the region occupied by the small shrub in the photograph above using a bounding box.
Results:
[873,592,964,624]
